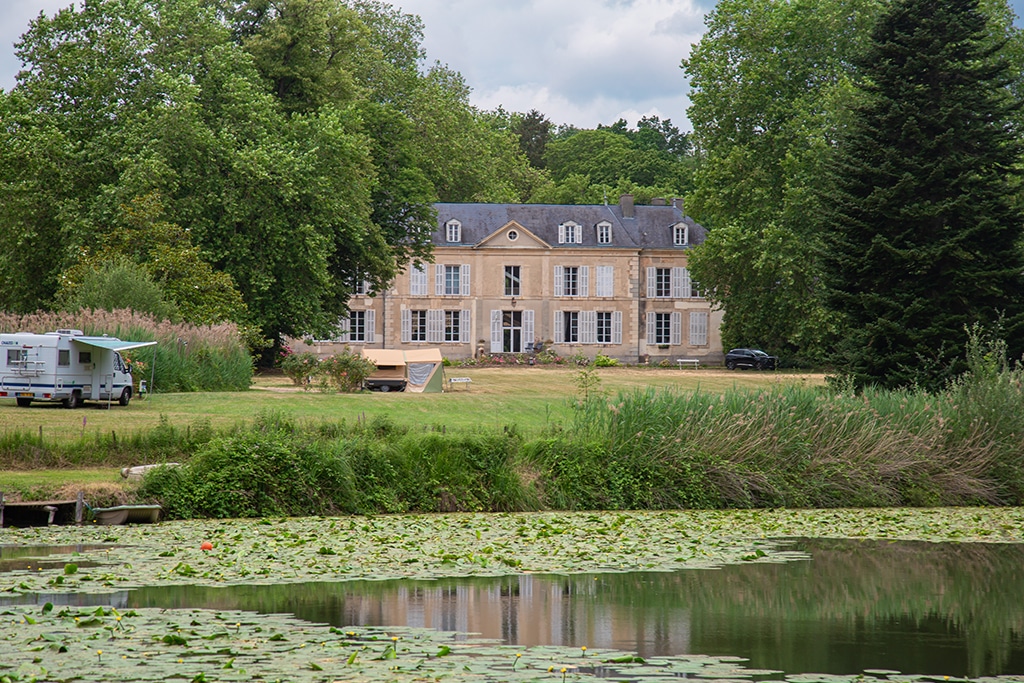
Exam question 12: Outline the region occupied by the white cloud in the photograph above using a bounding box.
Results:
[404,0,708,128]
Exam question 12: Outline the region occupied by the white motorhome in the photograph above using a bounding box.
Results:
[0,329,156,408]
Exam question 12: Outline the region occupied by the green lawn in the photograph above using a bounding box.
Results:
[0,365,824,441]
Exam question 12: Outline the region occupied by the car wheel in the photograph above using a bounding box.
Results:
[726,360,736,370]
[63,391,80,409]
[16,397,31,407]
[119,387,132,406]
[379,384,390,393]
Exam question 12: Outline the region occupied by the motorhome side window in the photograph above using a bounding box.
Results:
[7,349,26,365]
[59,350,70,366]
[79,351,92,364]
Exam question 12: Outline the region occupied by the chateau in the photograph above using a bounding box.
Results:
[295,195,723,364]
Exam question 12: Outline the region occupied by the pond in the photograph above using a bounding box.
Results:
[4,538,1024,678]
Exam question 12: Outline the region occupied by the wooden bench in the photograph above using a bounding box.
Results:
[448,377,472,391]
[676,358,700,369]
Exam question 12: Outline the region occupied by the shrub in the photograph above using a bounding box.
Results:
[320,349,376,392]
[594,354,619,367]
[280,352,320,387]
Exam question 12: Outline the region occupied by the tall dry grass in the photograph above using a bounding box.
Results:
[0,309,252,392]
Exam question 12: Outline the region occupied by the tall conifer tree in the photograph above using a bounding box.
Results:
[822,0,1024,390]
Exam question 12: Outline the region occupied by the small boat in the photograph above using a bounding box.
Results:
[90,505,162,525]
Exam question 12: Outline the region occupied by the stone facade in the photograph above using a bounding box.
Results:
[292,196,723,364]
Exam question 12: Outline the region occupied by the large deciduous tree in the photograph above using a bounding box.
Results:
[682,0,880,362]
[820,0,1024,391]
[0,0,389,346]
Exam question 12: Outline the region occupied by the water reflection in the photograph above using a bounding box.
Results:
[6,539,1024,677]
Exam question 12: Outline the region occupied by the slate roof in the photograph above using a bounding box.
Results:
[433,202,705,250]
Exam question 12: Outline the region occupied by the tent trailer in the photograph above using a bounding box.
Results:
[361,349,407,392]
[361,348,444,393]
[0,329,156,408]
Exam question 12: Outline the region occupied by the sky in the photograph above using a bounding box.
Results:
[1,0,1022,132]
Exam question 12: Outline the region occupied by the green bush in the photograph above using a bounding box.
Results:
[320,350,376,392]
[280,352,320,387]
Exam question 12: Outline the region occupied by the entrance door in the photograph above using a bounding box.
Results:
[502,311,522,353]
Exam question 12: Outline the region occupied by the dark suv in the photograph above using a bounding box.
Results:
[724,348,777,370]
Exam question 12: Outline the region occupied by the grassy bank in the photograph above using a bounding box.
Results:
[5,356,1023,514]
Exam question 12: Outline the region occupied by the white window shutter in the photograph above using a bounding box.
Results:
[428,309,443,343]
[596,266,613,297]
[461,309,472,343]
[401,309,411,342]
[646,267,656,298]
[365,309,376,343]
[646,311,655,344]
[460,264,471,296]
[490,310,502,352]
[558,223,566,244]
[435,264,444,296]
[410,265,426,296]
[612,311,623,345]
[689,311,708,346]
[524,309,535,346]
[553,266,564,297]
[338,316,351,343]
[580,266,589,297]
[581,310,597,344]
[553,311,564,344]
[671,312,682,346]
[671,267,684,298]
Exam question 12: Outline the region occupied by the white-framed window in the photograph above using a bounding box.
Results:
[490,309,535,353]
[558,221,581,244]
[402,309,427,342]
[352,278,369,295]
[596,265,613,297]
[409,264,427,296]
[646,311,681,346]
[673,223,689,246]
[507,229,519,241]
[646,266,693,299]
[504,265,521,296]
[445,220,462,243]
[689,311,709,346]
[654,268,672,298]
[338,310,376,343]
[596,221,612,244]
[443,310,471,343]
[436,264,470,296]
[554,265,589,297]
[554,311,580,343]
[596,312,613,344]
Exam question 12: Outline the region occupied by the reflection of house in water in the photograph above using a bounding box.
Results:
[337,574,692,656]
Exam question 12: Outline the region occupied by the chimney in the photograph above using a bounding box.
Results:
[672,197,684,211]
[651,197,666,206]
[619,194,635,218]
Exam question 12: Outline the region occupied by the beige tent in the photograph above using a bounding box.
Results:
[361,348,444,393]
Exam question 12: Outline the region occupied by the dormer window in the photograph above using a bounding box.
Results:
[558,221,581,244]
[673,223,688,246]
[446,220,462,243]
[596,221,612,244]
